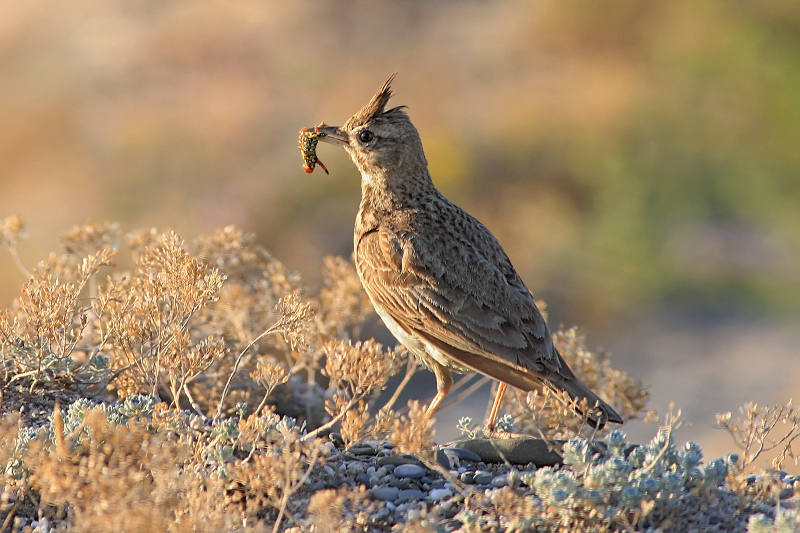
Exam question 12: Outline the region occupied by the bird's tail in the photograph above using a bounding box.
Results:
[544,358,624,429]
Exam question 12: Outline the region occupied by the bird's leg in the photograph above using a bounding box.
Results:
[425,363,452,416]
[483,382,508,435]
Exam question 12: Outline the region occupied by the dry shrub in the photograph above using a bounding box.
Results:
[717,400,800,471]
[227,422,325,531]
[310,339,405,445]
[22,407,241,533]
[0,247,116,390]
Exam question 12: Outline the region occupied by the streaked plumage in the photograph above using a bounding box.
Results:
[309,73,622,430]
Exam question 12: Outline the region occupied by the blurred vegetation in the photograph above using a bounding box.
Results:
[1,0,799,332]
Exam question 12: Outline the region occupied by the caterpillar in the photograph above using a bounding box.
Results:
[298,124,329,174]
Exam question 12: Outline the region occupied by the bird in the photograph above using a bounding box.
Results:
[307,72,623,433]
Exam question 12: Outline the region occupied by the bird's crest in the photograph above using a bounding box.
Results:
[344,71,399,129]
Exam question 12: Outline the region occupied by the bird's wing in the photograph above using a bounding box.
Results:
[355,223,564,379]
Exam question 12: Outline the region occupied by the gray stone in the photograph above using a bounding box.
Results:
[442,447,482,462]
[348,444,378,456]
[436,448,451,469]
[371,486,400,501]
[451,437,565,465]
[428,488,453,501]
[377,455,424,467]
[394,464,426,478]
[429,479,446,489]
[473,472,494,485]
[491,474,508,487]
[373,507,390,522]
[397,489,426,503]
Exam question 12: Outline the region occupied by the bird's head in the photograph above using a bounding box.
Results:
[314,72,428,185]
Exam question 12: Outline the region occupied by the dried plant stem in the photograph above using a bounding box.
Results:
[643,409,682,474]
[272,446,320,533]
[214,326,278,422]
[183,382,207,418]
[301,395,364,442]
[380,356,418,412]
[6,245,31,279]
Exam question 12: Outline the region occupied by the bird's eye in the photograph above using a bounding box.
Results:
[358,130,375,143]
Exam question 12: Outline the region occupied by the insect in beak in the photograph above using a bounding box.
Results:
[298,123,329,174]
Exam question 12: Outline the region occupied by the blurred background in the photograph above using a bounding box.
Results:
[1,0,799,465]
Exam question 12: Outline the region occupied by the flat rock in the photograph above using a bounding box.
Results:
[451,438,566,465]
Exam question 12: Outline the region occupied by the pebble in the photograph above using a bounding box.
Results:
[443,447,482,462]
[473,471,495,485]
[321,441,337,455]
[373,507,390,522]
[491,474,508,488]
[397,489,426,502]
[348,444,378,456]
[329,432,344,447]
[429,479,446,490]
[377,455,423,467]
[371,486,400,501]
[436,448,452,469]
[394,464,426,479]
[428,488,453,502]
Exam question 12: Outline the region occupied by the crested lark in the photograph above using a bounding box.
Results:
[306,73,623,431]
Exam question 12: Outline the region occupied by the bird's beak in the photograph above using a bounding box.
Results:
[314,125,349,148]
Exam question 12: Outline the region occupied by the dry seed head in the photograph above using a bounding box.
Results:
[251,359,290,391]
[390,400,435,460]
[276,292,314,352]
[0,213,26,247]
[340,400,371,447]
[61,220,121,256]
[324,339,403,396]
